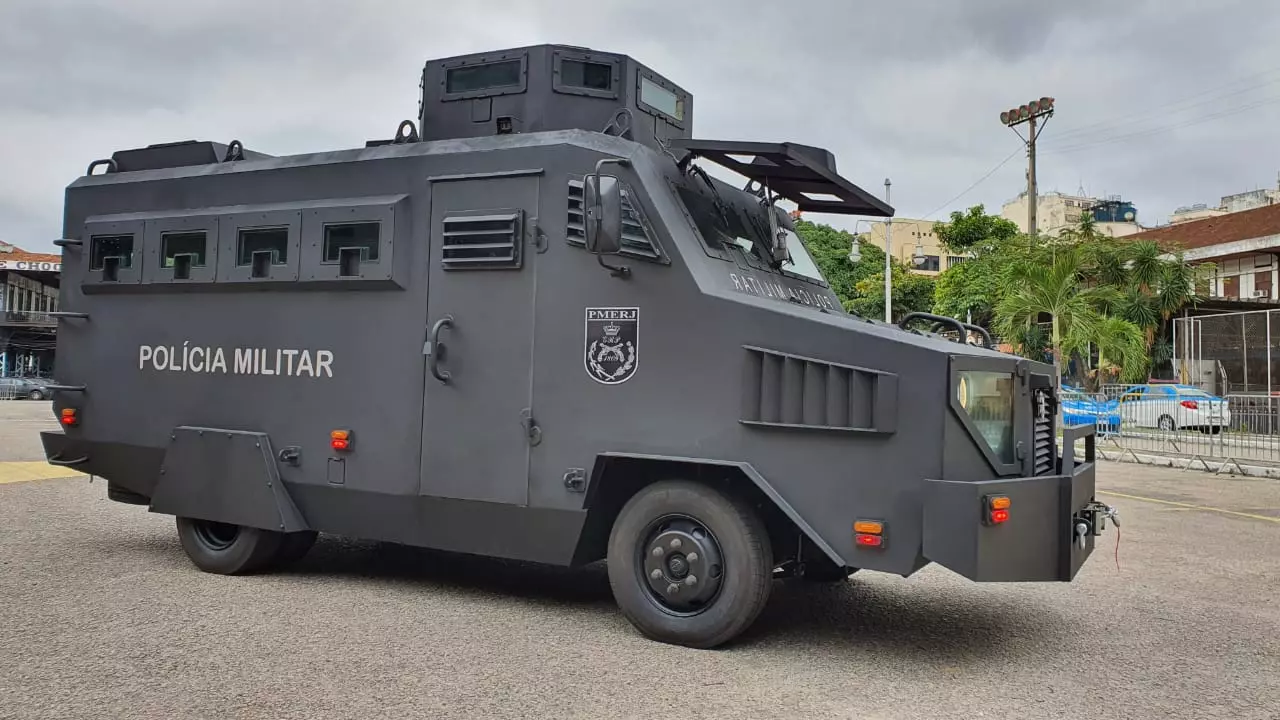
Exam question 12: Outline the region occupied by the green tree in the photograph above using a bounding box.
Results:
[1083,315,1150,387]
[794,219,934,320]
[850,264,937,322]
[931,206,1027,327]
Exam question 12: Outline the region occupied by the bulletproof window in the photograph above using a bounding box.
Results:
[322,222,381,263]
[89,234,134,270]
[236,228,290,266]
[561,59,612,91]
[566,180,661,260]
[160,231,208,268]
[639,76,683,121]
[441,211,522,270]
[446,60,522,94]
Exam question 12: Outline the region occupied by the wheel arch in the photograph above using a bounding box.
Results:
[570,452,843,568]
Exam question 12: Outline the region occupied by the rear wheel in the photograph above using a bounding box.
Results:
[607,480,773,649]
[27,389,44,400]
[1158,414,1176,431]
[175,517,283,575]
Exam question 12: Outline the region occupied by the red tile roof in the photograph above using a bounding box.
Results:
[0,244,60,265]
[1127,203,1280,251]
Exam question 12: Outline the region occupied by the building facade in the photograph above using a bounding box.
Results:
[1171,175,1280,225]
[1001,191,1143,237]
[1127,203,1280,304]
[0,243,61,377]
[860,217,967,277]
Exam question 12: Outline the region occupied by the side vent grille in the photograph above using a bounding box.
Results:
[1032,387,1056,476]
[740,346,898,434]
[441,211,522,270]
[567,180,661,259]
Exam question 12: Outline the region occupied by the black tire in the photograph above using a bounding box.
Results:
[175,517,284,575]
[1158,414,1176,431]
[607,480,773,649]
[269,531,319,569]
[27,389,44,400]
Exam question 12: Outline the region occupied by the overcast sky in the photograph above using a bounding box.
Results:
[2,0,1278,251]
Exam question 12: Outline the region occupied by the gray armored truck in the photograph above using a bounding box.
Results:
[41,44,1113,648]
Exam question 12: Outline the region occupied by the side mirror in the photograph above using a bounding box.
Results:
[584,174,624,256]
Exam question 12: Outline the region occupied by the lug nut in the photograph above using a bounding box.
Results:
[666,583,680,595]
[651,546,664,557]
[685,575,698,586]
[650,569,663,580]
[687,552,699,563]
[669,538,682,550]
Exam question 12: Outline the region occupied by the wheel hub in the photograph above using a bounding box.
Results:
[193,520,239,551]
[640,516,724,614]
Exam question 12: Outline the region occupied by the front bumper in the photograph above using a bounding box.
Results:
[922,424,1103,582]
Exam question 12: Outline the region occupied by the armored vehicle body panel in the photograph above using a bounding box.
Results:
[41,43,1110,648]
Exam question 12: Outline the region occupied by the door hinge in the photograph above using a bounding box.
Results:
[520,408,542,446]
[563,468,586,493]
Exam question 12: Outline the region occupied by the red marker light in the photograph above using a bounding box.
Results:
[60,408,78,427]
[855,533,883,547]
[990,509,1010,524]
[330,429,352,452]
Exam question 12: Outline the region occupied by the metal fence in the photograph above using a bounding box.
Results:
[1174,309,1280,396]
[1061,388,1280,468]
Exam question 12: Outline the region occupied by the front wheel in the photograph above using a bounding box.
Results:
[27,389,44,400]
[175,517,283,575]
[607,480,773,649]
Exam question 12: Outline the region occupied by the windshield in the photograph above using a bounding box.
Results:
[674,179,830,285]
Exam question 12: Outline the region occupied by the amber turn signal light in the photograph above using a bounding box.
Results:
[60,408,78,427]
[330,429,352,451]
[854,518,886,549]
[983,495,1011,525]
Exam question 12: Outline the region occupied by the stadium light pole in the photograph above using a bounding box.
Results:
[999,97,1055,239]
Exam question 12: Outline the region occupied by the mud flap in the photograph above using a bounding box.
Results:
[922,424,1099,582]
[148,426,310,533]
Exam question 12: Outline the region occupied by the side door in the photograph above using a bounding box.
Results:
[421,172,541,506]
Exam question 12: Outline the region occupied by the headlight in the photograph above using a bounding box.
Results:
[957,371,1016,464]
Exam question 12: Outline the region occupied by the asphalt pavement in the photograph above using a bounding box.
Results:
[1,401,1277,719]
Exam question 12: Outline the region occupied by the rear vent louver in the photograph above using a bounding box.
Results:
[567,180,661,259]
[1032,387,1056,476]
[740,346,898,434]
[441,211,522,270]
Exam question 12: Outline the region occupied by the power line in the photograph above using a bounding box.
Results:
[1048,66,1280,143]
[1043,94,1280,155]
[921,147,1023,220]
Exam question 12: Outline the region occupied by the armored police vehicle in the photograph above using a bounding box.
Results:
[41,44,1113,648]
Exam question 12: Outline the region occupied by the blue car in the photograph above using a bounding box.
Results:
[1060,385,1122,434]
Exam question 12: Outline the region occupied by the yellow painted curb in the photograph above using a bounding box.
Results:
[0,461,86,485]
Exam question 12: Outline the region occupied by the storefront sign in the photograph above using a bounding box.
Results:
[0,260,61,272]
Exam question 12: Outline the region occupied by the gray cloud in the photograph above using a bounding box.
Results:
[2,0,1277,250]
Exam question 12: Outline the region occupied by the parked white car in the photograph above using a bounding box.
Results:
[1118,384,1229,433]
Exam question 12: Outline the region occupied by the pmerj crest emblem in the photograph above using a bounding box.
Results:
[585,307,639,384]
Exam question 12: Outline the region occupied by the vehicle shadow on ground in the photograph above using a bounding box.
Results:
[281,535,1057,660]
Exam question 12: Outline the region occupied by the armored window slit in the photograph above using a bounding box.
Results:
[740,346,897,434]
[172,253,193,280]
[250,250,273,278]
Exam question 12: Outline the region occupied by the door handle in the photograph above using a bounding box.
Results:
[428,315,454,384]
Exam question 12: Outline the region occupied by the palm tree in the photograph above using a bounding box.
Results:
[1077,315,1149,388]
[994,245,1120,377]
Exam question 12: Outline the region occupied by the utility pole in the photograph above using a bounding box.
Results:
[1026,114,1038,237]
[884,178,892,323]
[1000,97,1054,238]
